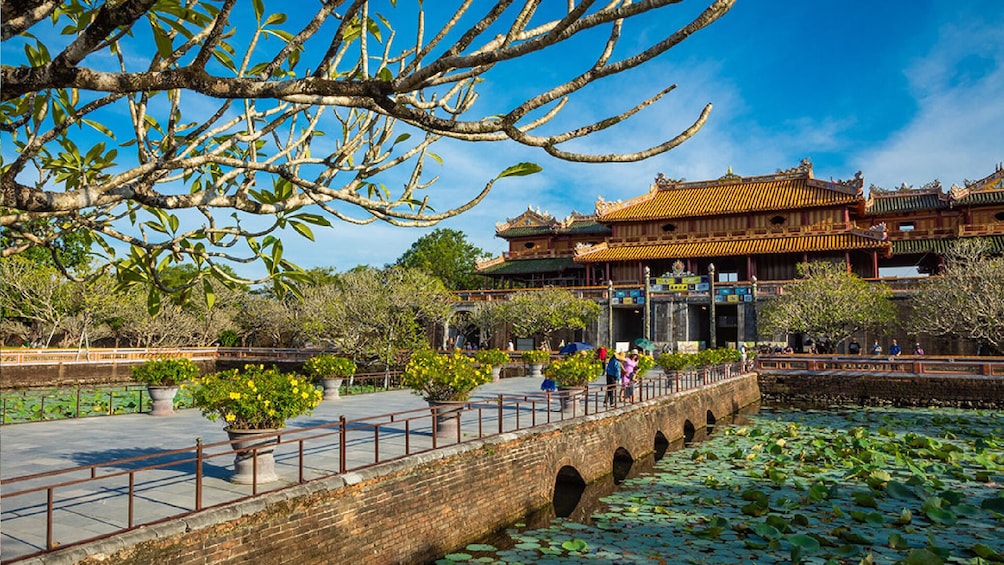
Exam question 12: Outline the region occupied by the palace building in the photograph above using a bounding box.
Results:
[476,159,1004,352]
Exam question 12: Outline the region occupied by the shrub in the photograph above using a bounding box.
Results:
[188,364,322,430]
[303,354,356,381]
[545,354,601,388]
[475,349,510,366]
[402,350,492,402]
[131,357,200,387]
[520,349,550,364]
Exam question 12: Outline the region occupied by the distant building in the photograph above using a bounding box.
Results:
[476,159,1004,352]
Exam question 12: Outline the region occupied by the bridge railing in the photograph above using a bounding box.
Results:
[0,364,747,563]
[757,354,1004,377]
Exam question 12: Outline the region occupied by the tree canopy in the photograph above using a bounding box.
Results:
[1,0,732,300]
[910,239,1004,354]
[759,261,896,348]
[394,228,488,290]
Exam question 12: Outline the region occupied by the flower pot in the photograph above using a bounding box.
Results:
[225,428,281,484]
[320,377,344,401]
[491,366,503,383]
[427,400,467,441]
[529,363,544,379]
[147,385,179,416]
[557,386,586,413]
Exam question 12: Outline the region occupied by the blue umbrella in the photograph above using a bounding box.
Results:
[559,341,594,355]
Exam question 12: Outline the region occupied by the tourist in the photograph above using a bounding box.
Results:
[622,353,639,403]
[912,342,925,355]
[848,338,861,355]
[597,346,607,362]
[889,339,902,356]
[870,340,882,355]
[604,352,623,406]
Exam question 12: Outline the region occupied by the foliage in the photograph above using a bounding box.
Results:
[657,348,739,372]
[460,301,508,350]
[326,266,456,368]
[474,349,510,367]
[1,2,729,302]
[402,350,492,402]
[759,262,896,347]
[635,354,656,377]
[188,364,321,429]
[303,354,356,381]
[544,354,601,388]
[520,349,551,364]
[910,238,1004,353]
[506,288,602,348]
[394,229,490,291]
[131,357,200,387]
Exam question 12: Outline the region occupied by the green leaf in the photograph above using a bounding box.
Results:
[203,279,216,310]
[899,548,945,565]
[496,162,543,179]
[252,0,264,21]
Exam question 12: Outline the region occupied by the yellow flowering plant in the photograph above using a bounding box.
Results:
[544,354,601,388]
[303,354,356,381]
[188,364,322,430]
[132,357,200,387]
[402,350,492,402]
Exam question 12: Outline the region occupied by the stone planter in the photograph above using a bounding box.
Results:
[557,386,586,413]
[147,385,179,416]
[529,363,544,379]
[491,366,503,383]
[225,428,281,484]
[427,400,467,442]
[320,377,344,401]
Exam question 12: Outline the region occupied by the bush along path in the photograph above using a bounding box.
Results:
[439,406,1004,564]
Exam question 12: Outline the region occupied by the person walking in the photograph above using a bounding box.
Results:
[604,352,623,406]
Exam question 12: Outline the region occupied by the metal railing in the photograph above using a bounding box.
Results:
[0,365,746,563]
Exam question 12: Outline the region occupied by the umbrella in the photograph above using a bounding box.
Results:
[634,338,656,352]
[559,341,594,355]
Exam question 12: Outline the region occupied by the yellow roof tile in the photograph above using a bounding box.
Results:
[574,233,888,263]
[598,177,861,221]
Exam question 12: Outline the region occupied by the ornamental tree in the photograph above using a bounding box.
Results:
[394,228,490,290]
[758,261,896,349]
[506,287,601,349]
[2,0,733,302]
[909,238,1004,354]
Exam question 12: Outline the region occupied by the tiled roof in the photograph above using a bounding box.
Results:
[892,235,1004,255]
[953,189,1004,206]
[478,256,580,275]
[865,192,949,215]
[597,177,861,222]
[574,233,888,263]
[496,213,610,238]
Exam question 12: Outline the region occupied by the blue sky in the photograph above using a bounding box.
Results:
[289,0,1003,275]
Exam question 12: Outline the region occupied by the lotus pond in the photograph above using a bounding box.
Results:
[440,406,1004,564]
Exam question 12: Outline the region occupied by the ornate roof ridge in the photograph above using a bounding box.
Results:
[595,186,658,218]
[495,206,557,233]
[950,162,1004,198]
[475,255,506,271]
[869,179,945,197]
[648,158,863,195]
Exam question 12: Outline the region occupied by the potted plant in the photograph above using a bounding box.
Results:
[188,364,323,484]
[402,350,492,439]
[521,349,551,379]
[303,354,356,401]
[544,353,601,411]
[131,357,200,416]
[475,349,510,382]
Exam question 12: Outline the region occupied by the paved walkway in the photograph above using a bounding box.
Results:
[4,373,680,562]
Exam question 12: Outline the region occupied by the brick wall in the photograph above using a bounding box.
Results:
[47,375,761,565]
[758,372,1004,408]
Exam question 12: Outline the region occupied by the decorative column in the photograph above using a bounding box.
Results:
[751,276,758,350]
[708,263,716,350]
[643,266,651,343]
[607,279,615,350]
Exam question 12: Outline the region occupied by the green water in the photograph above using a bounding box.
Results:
[439,406,1004,564]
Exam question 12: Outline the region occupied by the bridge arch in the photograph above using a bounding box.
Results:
[612,446,634,484]
[653,431,670,460]
[553,465,586,518]
[683,419,696,445]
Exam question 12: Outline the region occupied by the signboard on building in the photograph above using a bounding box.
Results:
[715,286,754,303]
[650,274,710,293]
[612,289,645,305]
